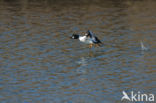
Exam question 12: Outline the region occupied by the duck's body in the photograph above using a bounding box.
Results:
[71,30,102,48]
[79,36,93,44]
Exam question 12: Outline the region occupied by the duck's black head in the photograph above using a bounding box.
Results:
[71,34,79,39]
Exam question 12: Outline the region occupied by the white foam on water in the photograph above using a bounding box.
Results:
[140,41,148,51]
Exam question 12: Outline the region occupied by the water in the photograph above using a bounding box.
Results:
[0,0,155,103]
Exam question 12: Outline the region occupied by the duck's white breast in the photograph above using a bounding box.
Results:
[79,36,93,44]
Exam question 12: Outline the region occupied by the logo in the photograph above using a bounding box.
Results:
[121,91,154,102]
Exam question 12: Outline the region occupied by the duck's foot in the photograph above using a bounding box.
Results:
[89,44,93,48]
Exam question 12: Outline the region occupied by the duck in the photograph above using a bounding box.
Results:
[71,30,102,48]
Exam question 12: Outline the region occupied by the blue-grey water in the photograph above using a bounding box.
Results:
[0,0,156,103]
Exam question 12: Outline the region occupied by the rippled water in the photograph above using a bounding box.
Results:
[0,0,156,103]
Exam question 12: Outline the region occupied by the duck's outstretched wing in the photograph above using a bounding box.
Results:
[85,30,96,42]
[85,30,102,45]
[94,36,102,44]
[85,30,94,38]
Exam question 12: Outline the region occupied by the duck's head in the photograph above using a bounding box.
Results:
[71,34,79,39]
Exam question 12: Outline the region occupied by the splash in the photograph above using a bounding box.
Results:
[140,41,148,51]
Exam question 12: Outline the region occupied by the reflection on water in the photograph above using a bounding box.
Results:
[77,57,88,66]
[0,0,156,103]
[76,57,88,74]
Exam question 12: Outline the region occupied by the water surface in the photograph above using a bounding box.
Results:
[0,0,156,103]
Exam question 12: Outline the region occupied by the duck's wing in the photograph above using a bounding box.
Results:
[85,30,102,43]
[85,30,95,38]
[85,30,102,44]
[94,36,102,44]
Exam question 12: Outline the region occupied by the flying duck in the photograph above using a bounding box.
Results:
[71,30,102,48]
